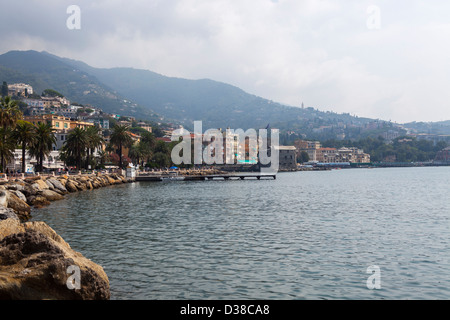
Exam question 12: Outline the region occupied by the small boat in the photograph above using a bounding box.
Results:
[161,176,185,181]
[160,171,184,181]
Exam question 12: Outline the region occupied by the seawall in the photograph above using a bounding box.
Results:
[0,172,133,300]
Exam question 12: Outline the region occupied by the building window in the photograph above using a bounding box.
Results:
[64,123,68,128]
[55,122,60,128]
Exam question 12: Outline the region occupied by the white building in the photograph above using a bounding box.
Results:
[8,83,33,96]
[6,149,65,173]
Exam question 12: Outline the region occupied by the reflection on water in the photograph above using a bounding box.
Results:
[32,167,450,299]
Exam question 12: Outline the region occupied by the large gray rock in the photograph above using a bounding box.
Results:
[0,191,7,208]
[9,190,27,203]
[0,206,19,221]
[40,190,65,201]
[5,184,25,192]
[45,179,55,190]
[3,191,31,221]
[65,181,78,193]
[47,179,68,194]
[31,179,50,192]
[0,219,110,300]
[28,195,50,208]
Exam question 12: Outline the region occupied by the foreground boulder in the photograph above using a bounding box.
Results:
[0,191,31,221]
[0,207,19,221]
[0,218,110,300]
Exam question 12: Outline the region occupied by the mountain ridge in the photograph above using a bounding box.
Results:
[1,50,449,140]
[0,50,164,123]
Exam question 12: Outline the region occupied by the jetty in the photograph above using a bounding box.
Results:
[135,172,276,182]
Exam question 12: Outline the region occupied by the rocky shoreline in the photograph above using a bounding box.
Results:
[0,172,133,300]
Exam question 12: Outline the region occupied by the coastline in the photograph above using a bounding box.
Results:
[0,172,133,300]
[1,165,447,300]
[0,168,229,300]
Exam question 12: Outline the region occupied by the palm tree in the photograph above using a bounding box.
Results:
[13,121,36,173]
[0,127,15,172]
[0,96,22,129]
[64,127,87,170]
[85,126,104,169]
[128,144,142,166]
[139,131,156,165]
[0,96,23,171]
[110,124,133,169]
[29,123,56,173]
[97,149,109,167]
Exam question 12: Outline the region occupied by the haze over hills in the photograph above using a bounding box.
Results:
[0,50,162,122]
[1,50,449,140]
[47,51,376,130]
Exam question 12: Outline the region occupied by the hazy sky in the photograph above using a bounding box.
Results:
[1,0,450,123]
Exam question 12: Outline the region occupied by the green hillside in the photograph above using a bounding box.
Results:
[49,53,375,130]
[0,50,163,122]
[1,50,404,141]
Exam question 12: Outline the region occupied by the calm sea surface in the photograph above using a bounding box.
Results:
[31,167,450,300]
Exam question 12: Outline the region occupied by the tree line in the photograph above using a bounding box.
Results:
[0,96,56,173]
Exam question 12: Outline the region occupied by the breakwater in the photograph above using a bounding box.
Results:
[0,172,133,222]
[0,172,132,300]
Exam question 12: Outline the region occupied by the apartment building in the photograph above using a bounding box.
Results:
[24,114,94,131]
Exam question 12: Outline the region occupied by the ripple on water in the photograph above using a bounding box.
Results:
[31,168,450,299]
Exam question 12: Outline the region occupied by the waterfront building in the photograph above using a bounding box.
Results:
[294,139,322,162]
[274,146,297,170]
[5,149,34,173]
[5,149,64,172]
[293,139,309,151]
[294,138,370,164]
[222,130,257,164]
[336,147,370,163]
[316,148,338,163]
[307,141,321,149]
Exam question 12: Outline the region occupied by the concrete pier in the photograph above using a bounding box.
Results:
[136,173,276,182]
